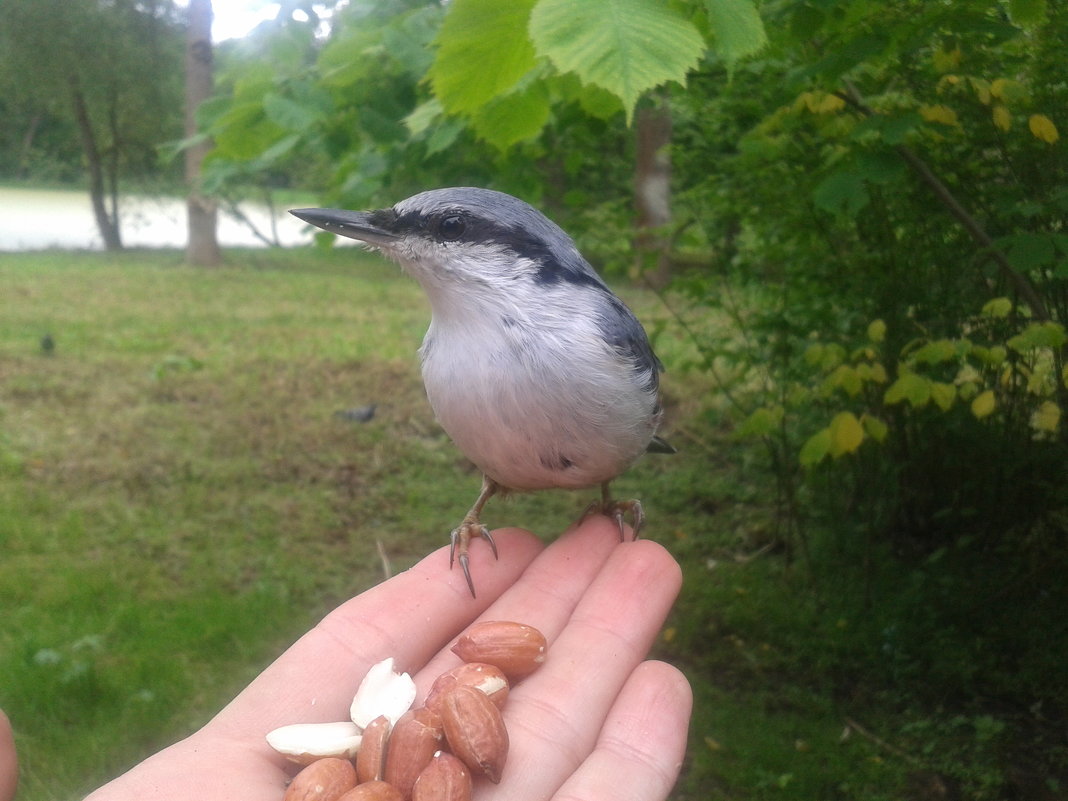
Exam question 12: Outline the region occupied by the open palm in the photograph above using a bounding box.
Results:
[84,517,691,801]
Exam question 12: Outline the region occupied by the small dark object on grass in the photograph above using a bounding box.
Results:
[334,405,377,423]
[40,333,55,356]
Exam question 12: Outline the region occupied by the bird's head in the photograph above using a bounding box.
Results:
[290,188,607,301]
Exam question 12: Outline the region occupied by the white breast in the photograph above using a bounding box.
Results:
[418,285,659,492]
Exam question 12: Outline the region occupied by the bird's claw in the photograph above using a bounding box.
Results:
[450,521,498,597]
[581,497,646,541]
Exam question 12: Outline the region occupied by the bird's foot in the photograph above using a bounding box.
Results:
[450,518,498,598]
[581,494,646,541]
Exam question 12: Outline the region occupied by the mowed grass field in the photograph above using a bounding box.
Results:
[0,248,904,800]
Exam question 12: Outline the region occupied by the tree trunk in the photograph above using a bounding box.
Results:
[185,0,221,266]
[633,98,673,288]
[17,113,42,179]
[69,75,122,251]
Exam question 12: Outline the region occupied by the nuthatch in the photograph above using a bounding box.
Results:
[291,188,672,595]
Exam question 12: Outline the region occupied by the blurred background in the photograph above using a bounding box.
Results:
[1,1,1066,799]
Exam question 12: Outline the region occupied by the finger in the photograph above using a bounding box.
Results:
[481,538,683,800]
[414,515,627,693]
[208,528,544,739]
[552,661,692,801]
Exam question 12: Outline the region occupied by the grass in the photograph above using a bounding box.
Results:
[2,248,1050,800]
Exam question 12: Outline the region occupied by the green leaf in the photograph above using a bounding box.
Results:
[405,99,443,137]
[1008,0,1048,27]
[737,405,784,438]
[971,389,997,419]
[1004,233,1057,271]
[911,339,958,366]
[885,373,931,408]
[703,0,768,66]
[852,112,922,146]
[262,94,319,133]
[981,297,1013,318]
[861,414,888,443]
[799,427,831,467]
[822,365,863,397]
[855,151,905,185]
[867,319,887,343]
[251,133,301,169]
[828,412,864,457]
[528,0,704,122]
[1031,400,1061,433]
[1007,322,1068,352]
[430,0,538,115]
[469,81,551,149]
[813,171,869,217]
[930,382,956,411]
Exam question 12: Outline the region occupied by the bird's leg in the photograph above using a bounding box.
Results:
[582,482,646,541]
[450,475,500,597]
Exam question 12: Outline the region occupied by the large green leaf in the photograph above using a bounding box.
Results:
[813,170,870,217]
[1008,0,1047,27]
[262,93,319,133]
[470,80,552,149]
[704,0,768,66]
[429,0,539,115]
[528,0,704,122]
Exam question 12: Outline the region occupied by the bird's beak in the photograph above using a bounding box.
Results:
[289,208,397,246]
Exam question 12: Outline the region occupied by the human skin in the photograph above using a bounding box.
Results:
[0,709,16,801]
[83,517,692,801]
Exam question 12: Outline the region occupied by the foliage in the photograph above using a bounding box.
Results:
[655,2,1068,795]
[0,0,184,181]
[194,0,766,216]
[0,0,185,246]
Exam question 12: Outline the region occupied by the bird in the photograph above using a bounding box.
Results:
[291,188,673,596]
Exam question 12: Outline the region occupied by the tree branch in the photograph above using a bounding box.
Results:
[836,81,1050,322]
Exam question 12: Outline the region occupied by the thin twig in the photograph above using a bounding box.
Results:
[836,80,1050,322]
[375,537,392,581]
[844,717,925,768]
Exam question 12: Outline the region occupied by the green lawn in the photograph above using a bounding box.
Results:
[1,248,978,800]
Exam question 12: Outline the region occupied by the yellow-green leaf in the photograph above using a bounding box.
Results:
[870,363,888,383]
[969,77,991,106]
[829,412,864,457]
[911,339,957,365]
[430,0,538,114]
[1030,400,1060,433]
[982,297,1013,318]
[799,427,831,467]
[861,414,889,443]
[867,319,886,343]
[823,364,863,397]
[932,47,961,73]
[930,381,956,411]
[1008,321,1068,353]
[798,90,844,114]
[885,372,931,407]
[992,105,1012,132]
[737,405,784,438]
[1029,114,1060,144]
[919,104,958,126]
[528,0,705,123]
[803,343,824,366]
[991,78,1028,103]
[971,389,997,419]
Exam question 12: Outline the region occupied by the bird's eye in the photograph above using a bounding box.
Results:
[438,214,466,242]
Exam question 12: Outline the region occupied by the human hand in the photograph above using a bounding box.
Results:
[85,517,691,800]
[0,709,16,801]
